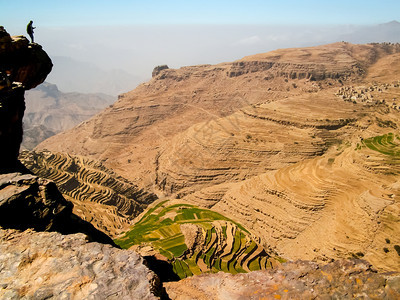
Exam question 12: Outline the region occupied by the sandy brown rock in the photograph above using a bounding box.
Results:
[165,259,400,300]
[0,228,161,299]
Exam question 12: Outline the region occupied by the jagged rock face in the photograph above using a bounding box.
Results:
[0,228,162,299]
[0,27,53,90]
[0,172,72,231]
[0,84,25,172]
[152,64,169,77]
[165,259,400,299]
[230,42,400,79]
[0,26,52,172]
[0,172,115,245]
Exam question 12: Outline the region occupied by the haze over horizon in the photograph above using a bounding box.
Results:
[2,1,400,94]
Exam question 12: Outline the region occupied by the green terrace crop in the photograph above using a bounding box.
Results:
[114,200,279,279]
[361,133,400,157]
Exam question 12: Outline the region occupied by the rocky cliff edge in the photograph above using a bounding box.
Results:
[0,26,163,299]
[0,26,52,172]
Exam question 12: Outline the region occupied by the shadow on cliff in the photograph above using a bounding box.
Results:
[144,255,180,282]
[0,170,117,246]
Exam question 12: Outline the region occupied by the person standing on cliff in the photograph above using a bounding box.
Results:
[26,20,35,43]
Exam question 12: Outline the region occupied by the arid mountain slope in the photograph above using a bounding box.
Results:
[23,82,115,149]
[37,43,400,194]
[203,131,400,272]
[156,90,368,196]
[35,43,400,274]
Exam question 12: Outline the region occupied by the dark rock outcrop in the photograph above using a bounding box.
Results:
[0,27,53,90]
[0,26,52,172]
[0,83,25,172]
[152,65,169,77]
[0,172,116,245]
[0,26,119,247]
[0,27,117,245]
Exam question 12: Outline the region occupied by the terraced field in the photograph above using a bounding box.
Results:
[19,150,158,236]
[198,134,400,273]
[361,133,400,157]
[114,200,279,279]
[355,133,400,176]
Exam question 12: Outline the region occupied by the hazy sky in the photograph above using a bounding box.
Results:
[2,1,400,91]
[2,0,400,27]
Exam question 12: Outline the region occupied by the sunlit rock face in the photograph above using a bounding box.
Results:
[0,228,162,299]
[165,259,400,299]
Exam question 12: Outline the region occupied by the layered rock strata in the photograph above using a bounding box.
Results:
[37,42,400,196]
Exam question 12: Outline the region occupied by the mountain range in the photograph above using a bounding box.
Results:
[22,82,115,149]
[45,56,144,95]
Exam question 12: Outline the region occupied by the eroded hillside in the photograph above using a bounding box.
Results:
[37,42,400,192]
[34,42,400,274]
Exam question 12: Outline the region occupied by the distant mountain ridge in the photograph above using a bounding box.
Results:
[23,82,115,149]
[46,56,144,96]
[339,20,400,44]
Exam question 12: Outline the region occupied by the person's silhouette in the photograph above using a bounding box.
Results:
[27,20,35,43]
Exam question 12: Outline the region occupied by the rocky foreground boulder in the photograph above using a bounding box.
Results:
[0,228,162,299]
[165,260,400,299]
